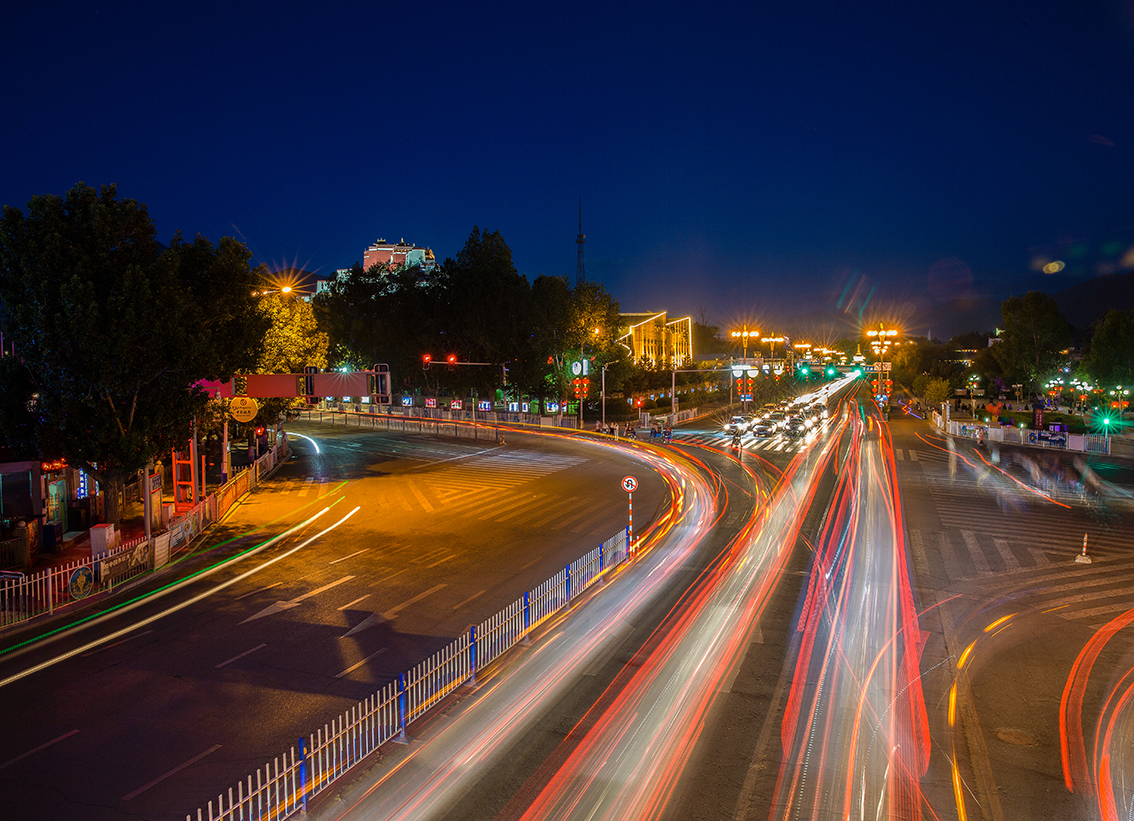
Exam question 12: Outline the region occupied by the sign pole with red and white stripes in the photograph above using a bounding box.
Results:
[622,475,638,556]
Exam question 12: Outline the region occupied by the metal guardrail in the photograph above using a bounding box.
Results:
[187,527,631,821]
[0,441,288,630]
[299,409,509,443]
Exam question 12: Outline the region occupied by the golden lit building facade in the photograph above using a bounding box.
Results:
[619,312,693,367]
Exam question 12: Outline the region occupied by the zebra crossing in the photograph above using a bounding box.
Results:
[906,456,1134,625]
[278,476,338,498]
[677,431,816,454]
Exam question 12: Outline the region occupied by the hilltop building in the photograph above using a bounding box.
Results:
[363,238,436,273]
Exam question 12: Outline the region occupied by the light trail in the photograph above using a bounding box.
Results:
[770,400,933,821]
[0,505,359,689]
[327,445,718,821]
[509,404,847,820]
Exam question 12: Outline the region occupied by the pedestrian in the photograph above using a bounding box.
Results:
[595,419,603,433]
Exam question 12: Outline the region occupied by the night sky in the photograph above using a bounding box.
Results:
[4,1,1133,330]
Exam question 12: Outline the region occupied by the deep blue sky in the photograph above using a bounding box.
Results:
[4,1,1133,331]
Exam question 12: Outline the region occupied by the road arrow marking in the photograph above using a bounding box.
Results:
[241,576,356,624]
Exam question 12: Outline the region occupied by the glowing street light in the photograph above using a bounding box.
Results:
[731,325,758,361]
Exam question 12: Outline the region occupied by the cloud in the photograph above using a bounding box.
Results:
[1086,134,1115,146]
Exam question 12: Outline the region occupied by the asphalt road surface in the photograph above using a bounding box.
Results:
[0,423,669,821]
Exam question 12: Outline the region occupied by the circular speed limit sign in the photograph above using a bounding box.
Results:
[621,475,638,493]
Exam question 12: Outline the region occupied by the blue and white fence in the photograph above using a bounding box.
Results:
[187,526,630,821]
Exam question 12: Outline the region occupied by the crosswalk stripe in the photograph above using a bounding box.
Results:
[909,449,919,461]
[993,538,1021,571]
[961,530,991,573]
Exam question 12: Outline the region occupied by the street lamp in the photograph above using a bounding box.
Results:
[761,336,784,366]
[731,326,758,363]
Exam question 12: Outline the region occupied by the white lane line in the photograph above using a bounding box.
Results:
[452,590,486,611]
[330,549,368,565]
[994,538,1021,571]
[0,729,79,771]
[381,584,447,620]
[426,554,455,569]
[338,594,371,611]
[79,629,153,657]
[122,744,222,801]
[235,581,283,601]
[334,647,388,679]
[0,507,350,692]
[371,568,409,588]
[298,477,315,497]
[240,576,357,624]
[215,643,268,669]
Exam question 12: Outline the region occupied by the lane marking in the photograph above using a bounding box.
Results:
[235,581,283,601]
[215,643,268,669]
[452,590,486,611]
[406,481,435,513]
[334,647,388,679]
[381,584,447,620]
[79,629,153,657]
[330,549,368,565]
[338,594,371,611]
[240,575,357,624]
[122,744,222,801]
[0,729,79,772]
[298,477,315,497]
[0,507,353,691]
[426,554,455,569]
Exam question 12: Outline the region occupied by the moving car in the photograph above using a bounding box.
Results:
[724,415,749,435]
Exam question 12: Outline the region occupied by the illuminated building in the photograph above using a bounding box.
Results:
[618,312,693,367]
[362,238,436,273]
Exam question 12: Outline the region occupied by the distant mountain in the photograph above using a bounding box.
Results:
[903,298,1002,341]
[779,272,1134,343]
[1051,270,1134,331]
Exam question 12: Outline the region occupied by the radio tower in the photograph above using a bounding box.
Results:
[575,198,586,287]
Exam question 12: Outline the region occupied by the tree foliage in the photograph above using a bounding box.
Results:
[1082,308,1134,387]
[992,291,1069,388]
[0,183,267,522]
[924,377,952,409]
[316,227,625,403]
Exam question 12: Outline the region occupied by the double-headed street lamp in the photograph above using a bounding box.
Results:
[761,336,785,366]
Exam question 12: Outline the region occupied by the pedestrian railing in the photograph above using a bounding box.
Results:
[187,526,631,821]
[299,409,508,443]
[0,440,289,631]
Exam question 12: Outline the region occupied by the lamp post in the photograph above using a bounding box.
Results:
[761,336,784,367]
[731,326,758,363]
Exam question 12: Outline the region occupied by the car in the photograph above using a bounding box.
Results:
[724,415,749,435]
[766,411,787,431]
[751,421,774,437]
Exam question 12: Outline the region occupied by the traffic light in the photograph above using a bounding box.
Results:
[303,365,319,404]
[254,426,266,438]
[826,366,836,377]
[423,354,432,369]
[447,353,457,371]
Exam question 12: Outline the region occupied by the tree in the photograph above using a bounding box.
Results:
[1082,308,1134,387]
[0,183,267,525]
[992,291,1070,390]
[924,377,952,409]
[248,291,329,424]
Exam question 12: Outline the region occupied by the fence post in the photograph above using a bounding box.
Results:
[47,566,55,614]
[469,625,477,685]
[599,543,605,584]
[298,736,308,813]
[565,563,571,601]
[523,591,531,644]
[397,673,408,743]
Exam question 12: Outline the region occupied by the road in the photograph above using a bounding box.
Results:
[0,423,669,821]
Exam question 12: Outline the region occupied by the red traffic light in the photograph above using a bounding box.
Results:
[254,426,266,437]
[423,354,432,365]
[447,354,457,365]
